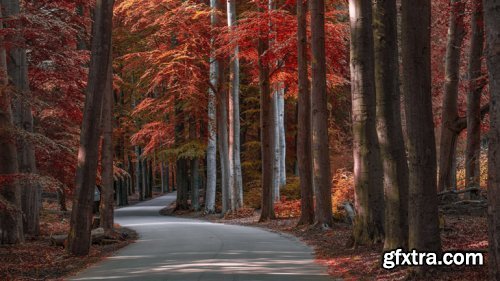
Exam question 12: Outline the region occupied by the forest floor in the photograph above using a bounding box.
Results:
[169,201,489,281]
[0,202,140,281]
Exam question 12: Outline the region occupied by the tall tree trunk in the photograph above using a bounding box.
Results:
[373,0,409,250]
[2,0,40,237]
[258,4,275,222]
[438,0,466,192]
[349,0,385,244]
[296,0,314,226]
[310,0,333,228]
[99,55,114,235]
[278,89,286,188]
[465,0,485,199]
[205,0,219,214]
[67,0,115,256]
[0,5,23,243]
[273,91,281,201]
[227,0,242,210]
[485,0,500,278]
[217,63,231,214]
[401,0,441,253]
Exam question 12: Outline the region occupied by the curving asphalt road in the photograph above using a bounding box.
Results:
[70,193,331,281]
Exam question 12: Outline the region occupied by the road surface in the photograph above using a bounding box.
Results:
[70,193,331,281]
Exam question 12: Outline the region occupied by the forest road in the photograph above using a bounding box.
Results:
[70,193,332,281]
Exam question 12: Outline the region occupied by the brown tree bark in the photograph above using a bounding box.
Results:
[217,61,231,214]
[485,0,500,278]
[99,57,114,235]
[465,0,485,199]
[373,0,409,250]
[258,5,275,222]
[67,0,115,256]
[310,0,333,228]
[1,0,40,237]
[0,4,23,243]
[296,0,314,226]
[401,0,441,252]
[438,0,466,192]
[349,0,385,244]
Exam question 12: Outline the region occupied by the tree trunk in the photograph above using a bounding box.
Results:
[273,91,281,201]
[205,0,219,214]
[438,0,466,192]
[401,0,441,253]
[296,0,314,226]
[349,0,385,244]
[67,0,115,256]
[2,0,40,237]
[135,146,144,200]
[485,0,500,278]
[465,0,485,199]
[190,119,200,211]
[310,0,333,228]
[278,89,286,188]
[0,5,23,243]
[373,0,409,250]
[99,55,114,235]
[227,0,243,210]
[217,62,231,214]
[258,5,275,221]
[176,159,189,210]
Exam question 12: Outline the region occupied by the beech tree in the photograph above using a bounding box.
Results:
[310,0,333,228]
[401,0,441,252]
[349,0,384,244]
[465,0,485,199]
[205,0,219,214]
[296,0,314,226]
[437,0,466,193]
[372,0,408,249]
[227,0,243,210]
[258,3,275,222]
[1,0,40,237]
[0,4,23,244]
[67,0,115,256]
[100,57,114,234]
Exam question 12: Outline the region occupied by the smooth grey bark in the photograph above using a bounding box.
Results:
[438,0,466,192]
[0,5,23,243]
[205,0,219,214]
[273,90,280,201]
[278,89,286,188]
[99,56,114,234]
[67,0,114,256]
[373,0,409,250]
[190,119,200,211]
[485,0,500,278]
[296,0,314,226]
[465,0,485,199]
[349,0,384,244]
[401,0,441,253]
[2,0,40,237]
[227,0,243,210]
[310,0,333,227]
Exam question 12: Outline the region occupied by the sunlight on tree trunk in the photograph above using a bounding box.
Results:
[67,0,115,256]
[310,0,333,228]
[373,0,409,250]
